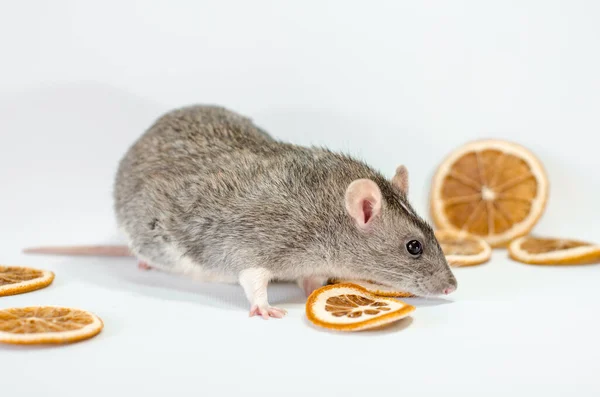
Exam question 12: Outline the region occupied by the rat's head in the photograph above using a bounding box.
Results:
[339,165,457,297]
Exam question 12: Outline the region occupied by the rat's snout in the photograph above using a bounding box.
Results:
[442,273,458,295]
[419,268,457,296]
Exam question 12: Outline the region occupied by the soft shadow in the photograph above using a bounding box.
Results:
[0,339,93,352]
[402,297,454,307]
[302,315,414,335]
[44,256,305,312]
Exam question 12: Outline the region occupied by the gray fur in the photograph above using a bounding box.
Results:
[113,105,456,296]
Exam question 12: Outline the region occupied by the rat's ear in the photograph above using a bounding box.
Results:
[391,165,409,195]
[344,179,382,229]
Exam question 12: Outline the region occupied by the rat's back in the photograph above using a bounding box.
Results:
[113,105,281,271]
[117,104,275,178]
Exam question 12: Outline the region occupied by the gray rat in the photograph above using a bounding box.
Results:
[24,105,457,319]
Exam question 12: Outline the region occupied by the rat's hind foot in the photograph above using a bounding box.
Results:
[239,268,286,320]
[138,261,152,270]
[249,304,287,320]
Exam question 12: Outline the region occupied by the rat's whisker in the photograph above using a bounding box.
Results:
[373,267,418,282]
[388,265,421,278]
[374,262,421,277]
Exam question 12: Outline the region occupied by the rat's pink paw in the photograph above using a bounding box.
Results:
[138,261,152,270]
[249,304,287,320]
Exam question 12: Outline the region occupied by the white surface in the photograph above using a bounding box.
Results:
[1,1,600,396]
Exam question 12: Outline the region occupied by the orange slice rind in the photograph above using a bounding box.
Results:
[329,279,415,297]
[430,139,548,247]
[435,229,492,267]
[0,266,55,297]
[0,306,104,345]
[306,283,415,331]
[508,236,600,265]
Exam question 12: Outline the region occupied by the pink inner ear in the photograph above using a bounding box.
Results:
[362,199,373,224]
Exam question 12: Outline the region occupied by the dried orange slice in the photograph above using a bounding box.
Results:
[0,306,103,345]
[508,236,600,265]
[435,229,492,266]
[306,283,415,331]
[430,139,548,247]
[329,279,414,297]
[0,266,55,297]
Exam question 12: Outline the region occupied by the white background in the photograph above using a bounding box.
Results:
[1,1,599,396]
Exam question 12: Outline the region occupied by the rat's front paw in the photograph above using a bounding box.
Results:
[249,304,287,320]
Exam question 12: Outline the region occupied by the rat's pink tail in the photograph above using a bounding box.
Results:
[22,245,133,257]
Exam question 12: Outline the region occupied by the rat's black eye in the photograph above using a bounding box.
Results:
[406,240,423,257]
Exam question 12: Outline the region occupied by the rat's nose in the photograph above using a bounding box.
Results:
[443,286,456,295]
[443,274,457,295]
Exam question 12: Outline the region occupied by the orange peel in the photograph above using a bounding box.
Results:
[435,229,492,266]
[306,283,415,331]
[509,236,600,265]
[430,139,548,247]
[0,306,103,345]
[0,265,55,297]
